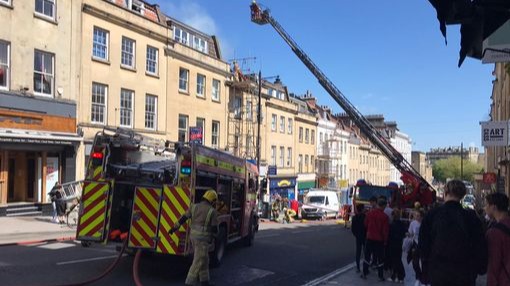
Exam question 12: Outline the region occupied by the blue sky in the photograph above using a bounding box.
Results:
[153,0,494,152]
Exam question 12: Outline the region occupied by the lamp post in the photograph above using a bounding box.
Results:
[460,142,464,180]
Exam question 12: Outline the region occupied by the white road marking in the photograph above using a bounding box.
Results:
[37,243,76,250]
[56,254,125,266]
[301,263,355,286]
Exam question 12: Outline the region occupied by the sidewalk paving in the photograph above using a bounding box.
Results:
[317,255,487,286]
[0,216,76,246]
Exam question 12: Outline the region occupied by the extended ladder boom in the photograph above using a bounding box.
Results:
[250,3,433,191]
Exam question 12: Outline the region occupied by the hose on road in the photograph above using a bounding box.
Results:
[47,239,128,286]
[132,249,144,286]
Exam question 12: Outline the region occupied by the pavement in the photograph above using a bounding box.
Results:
[0,216,76,246]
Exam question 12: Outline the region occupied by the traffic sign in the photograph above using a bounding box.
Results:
[189,126,203,145]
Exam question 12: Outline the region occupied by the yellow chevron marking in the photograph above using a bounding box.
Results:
[80,198,106,223]
[160,203,179,245]
[83,186,106,207]
[84,182,98,193]
[129,226,147,247]
[175,187,191,207]
[169,195,185,215]
[135,199,156,223]
[93,167,102,178]
[136,216,156,239]
[142,189,160,211]
[79,216,104,237]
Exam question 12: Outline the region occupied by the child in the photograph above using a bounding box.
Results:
[387,209,407,283]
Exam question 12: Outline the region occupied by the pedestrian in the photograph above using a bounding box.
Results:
[271,197,281,222]
[361,197,389,281]
[388,209,407,283]
[484,192,510,286]
[419,180,487,286]
[48,182,60,223]
[407,209,424,285]
[351,203,366,273]
[169,189,219,286]
[369,196,378,210]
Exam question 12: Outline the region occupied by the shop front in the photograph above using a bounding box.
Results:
[269,176,297,200]
[0,92,79,206]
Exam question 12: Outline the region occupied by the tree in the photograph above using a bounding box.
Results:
[432,156,484,183]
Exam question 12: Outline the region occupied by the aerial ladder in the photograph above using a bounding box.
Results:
[250,2,435,204]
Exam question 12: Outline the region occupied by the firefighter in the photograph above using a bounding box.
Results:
[169,189,219,286]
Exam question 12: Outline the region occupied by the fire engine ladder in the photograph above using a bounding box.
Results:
[250,2,433,190]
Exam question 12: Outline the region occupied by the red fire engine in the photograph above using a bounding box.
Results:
[76,128,259,265]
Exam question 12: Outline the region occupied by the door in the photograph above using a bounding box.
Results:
[27,159,36,200]
[7,159,14,201]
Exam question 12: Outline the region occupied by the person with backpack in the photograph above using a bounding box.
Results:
[351,204,367,273]
[484,192,510,286]
[419,180,488,286]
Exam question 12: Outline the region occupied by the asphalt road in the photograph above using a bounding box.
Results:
[0,220,355,286]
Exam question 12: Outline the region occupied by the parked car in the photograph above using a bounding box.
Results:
[301,190,340,220]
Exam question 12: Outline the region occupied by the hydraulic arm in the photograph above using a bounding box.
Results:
[250,2,434,192]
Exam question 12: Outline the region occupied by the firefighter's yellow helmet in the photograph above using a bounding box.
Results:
[203,190,218,203]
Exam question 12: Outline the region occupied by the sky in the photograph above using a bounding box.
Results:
[152,0,494,152]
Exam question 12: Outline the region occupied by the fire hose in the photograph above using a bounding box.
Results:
[39,239,128,286]
[132,249,144,286]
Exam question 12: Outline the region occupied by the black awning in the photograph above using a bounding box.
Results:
[428,0,510,66]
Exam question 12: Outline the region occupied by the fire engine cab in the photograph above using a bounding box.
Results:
[77,128,259,265]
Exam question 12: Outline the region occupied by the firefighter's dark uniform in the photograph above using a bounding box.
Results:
[171,190,218,286]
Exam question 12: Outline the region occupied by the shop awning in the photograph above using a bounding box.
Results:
[298,181,315,190]
[0,128,82,146]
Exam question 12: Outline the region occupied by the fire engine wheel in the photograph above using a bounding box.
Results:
[211,226,227,267]
[243,218,256,247]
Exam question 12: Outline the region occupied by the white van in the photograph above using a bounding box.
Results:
[301,190,340,219]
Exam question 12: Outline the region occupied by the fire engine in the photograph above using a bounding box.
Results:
[76,127,259,265]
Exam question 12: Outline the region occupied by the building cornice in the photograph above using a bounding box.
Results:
[83,3,168,43]
[164,46,230,77]
[295,116,318,126]
[265,101,297,115]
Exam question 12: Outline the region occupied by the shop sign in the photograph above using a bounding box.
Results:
[481,121,509,147]
[483,172,497,184]
[189,127,203,145]
[270,178,296,188]
[0,137,74,145]
[268,165,277,176]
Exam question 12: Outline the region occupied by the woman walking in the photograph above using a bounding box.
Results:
[351,204,367,273]
[387,209,407,283]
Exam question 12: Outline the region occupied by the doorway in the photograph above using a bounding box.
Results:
[27,158,36,200]
[8,158,14,201]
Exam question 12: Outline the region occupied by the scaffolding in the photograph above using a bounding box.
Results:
[225,60,259,160]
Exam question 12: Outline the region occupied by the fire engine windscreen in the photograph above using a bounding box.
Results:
[355,185,394,204]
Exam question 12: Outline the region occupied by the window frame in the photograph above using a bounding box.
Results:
[287,147,292,167]
[271,114,277,132]
[91,82,108,125]
[92,27,109,61]
[271,146,276,166]
[311,130,315,145]
[211,79,221,102]
[196,117,205,139]
[0,41,10,90]
[193,35,208,53]
[279,116,285,133]
[0,0,12,6]
[121,36,136,69]
[33,50,54,97]
[211,120,220,148]
[144,94,157,130]
[179,67,189,92]
[287,118,293,134]
[305,155,309,173]
[146,45,158,75]
[119,89,134,128]
[299,127,303,142]
[298,154,303,173]
[178,114,189,143]
[174,27,189,46]
[305,128,309,144]
[196,73,206,97]
[35,0,56,20]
